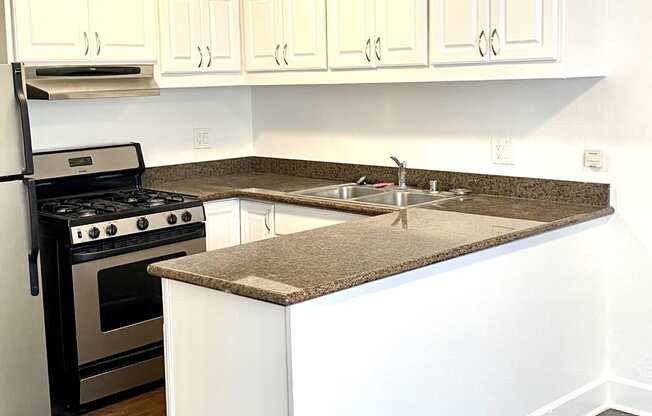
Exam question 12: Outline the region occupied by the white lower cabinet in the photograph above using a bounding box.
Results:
[204,199,241,251]
[240,200,276,244]
[274,203,366,235]
[205,199,368,248]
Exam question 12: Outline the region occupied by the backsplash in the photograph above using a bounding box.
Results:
[144,156,610,207]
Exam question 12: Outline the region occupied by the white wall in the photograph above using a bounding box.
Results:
[29,87,253,167]
[251,0,652,411]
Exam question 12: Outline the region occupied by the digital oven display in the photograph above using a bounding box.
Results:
[68,156,93,168]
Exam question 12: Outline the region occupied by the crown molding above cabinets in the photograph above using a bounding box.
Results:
[5,0,607,88]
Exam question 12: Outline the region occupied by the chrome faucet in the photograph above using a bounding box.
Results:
[390,156,407,189]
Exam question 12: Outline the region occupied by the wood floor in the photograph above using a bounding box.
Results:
[82,387,636,416]
[85,387,165,416]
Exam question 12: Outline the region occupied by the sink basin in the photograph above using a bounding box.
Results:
[297,185,386,200]
[355,191,445,207]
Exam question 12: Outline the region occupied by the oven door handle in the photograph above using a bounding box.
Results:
[72,225,206,264]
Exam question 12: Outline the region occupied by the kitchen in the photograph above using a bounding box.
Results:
[0,1,649,416]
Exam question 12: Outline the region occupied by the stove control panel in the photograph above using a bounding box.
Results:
[69,205,206,245]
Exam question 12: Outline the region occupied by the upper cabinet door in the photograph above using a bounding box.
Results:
[430,0,490,65]
[490,0,560,62]
[282,0,327,70]
[13,0,90,62]
[326,0,375,69]
[201,0,242,72]
[159,0,204,73]
[243,0,284,72]
[375,0,428,67]
[89,0,158,62]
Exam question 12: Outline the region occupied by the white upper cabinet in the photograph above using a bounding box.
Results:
[89,0,157,62]
[327,0,427,70]
[13,0,157,63]
[244,0,326,72]
[489,0,560,62]
[243,0,284,71]
[13,0,90,62]
[201,0,242,72]
[375,0,428,67]
[430,0,490,65]
[282,0,327,70]
[326,0,374,69]
[327,0,376,69]
[160,0,241,74]
[159,0,204,73]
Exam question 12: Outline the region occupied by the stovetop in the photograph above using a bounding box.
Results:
[40,189,195,220]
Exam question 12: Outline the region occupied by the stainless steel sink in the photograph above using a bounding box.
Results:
[297,185,386,200]
[294,184,456,208]
[355,191,446,207]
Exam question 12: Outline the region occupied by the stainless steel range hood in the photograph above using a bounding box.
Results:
[24,64,160,100]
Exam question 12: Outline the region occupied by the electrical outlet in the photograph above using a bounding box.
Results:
[193,128,211,149]
[492,138,515,165]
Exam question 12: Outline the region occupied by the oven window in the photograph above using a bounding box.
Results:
[97,252,185,332]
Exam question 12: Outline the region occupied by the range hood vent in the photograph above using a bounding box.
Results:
[25,64,160,100]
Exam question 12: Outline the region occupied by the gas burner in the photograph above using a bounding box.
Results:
[77,209,98,218]
[146,198,166,207]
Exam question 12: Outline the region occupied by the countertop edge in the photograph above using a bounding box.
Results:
[148,206,614,307]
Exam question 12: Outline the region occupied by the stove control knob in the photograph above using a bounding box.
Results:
[167,214,178,225]
[105,224,118,236]
[181,211,192,223]
[88,227,101,239]
[136,217,149,230]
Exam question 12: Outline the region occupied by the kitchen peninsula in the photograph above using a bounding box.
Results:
[147,159,614,416]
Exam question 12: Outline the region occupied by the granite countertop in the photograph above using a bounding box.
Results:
[148,173,396,215]
[147,173,614,306]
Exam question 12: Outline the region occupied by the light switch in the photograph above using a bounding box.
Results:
[584,150,604,169]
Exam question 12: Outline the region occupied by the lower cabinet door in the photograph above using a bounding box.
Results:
[274,203,366,235]
[204,199,241,250]
[240,200,276,244]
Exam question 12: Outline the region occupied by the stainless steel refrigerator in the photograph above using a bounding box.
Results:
[0,63,51,415]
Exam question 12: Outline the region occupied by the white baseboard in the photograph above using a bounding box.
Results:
[607,377,652,416]
[526,378,609,416]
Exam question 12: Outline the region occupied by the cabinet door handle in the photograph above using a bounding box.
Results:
[478,30,487,57]
[375,37,381,61]
[198,45,204,68]
[83,32,89,56]
[95,32,101,56]
[283,43,288,65]
[491,29,501,56]
[264,209,271,233]
[275,44,281,66]
[365,38,371,62]
[206,46,212,67]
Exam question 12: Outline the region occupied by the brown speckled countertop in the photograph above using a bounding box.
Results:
[147,172,614,306]
[148,173,396,215]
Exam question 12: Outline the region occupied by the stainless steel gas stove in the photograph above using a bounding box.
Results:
[34,143,206,411]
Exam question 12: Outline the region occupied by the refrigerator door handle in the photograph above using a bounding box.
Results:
[12,63,34,176]
[26,180,40,296]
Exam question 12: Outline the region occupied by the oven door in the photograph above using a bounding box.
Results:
[71,236,205,365]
